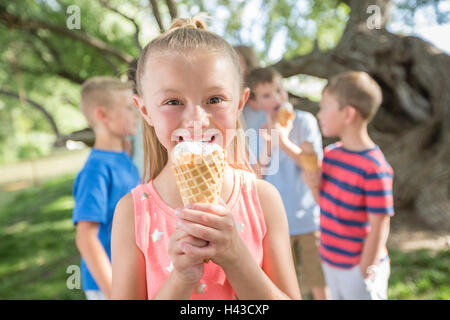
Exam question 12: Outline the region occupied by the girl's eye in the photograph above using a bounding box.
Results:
[165,99,182,106]
[208,96,223,104]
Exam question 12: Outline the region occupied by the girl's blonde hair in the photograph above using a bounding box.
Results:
[136,16,252,182]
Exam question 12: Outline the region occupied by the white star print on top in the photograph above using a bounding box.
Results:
[151,229,163,242]
[235,221,244,232]
[166,261,174,273]
[196,283,207,294]
[140,192,149,201]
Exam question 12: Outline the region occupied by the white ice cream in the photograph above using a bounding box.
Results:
[280,101,294,112]
[172,141,222,161]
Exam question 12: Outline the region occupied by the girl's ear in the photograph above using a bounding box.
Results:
[237,87,250,116]
[133,94,153,127]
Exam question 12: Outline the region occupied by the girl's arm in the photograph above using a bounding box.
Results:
[153,228,207,300]
[111,194,208,299]
[76,221,112,299]
[225,179,302,299]
[176,180,302,300]
[111,194,147,299]
[257,179,302,299]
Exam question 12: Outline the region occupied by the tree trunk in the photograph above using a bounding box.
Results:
[273,0,450,230]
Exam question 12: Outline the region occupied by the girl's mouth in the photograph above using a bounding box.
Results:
[177,135,217,144]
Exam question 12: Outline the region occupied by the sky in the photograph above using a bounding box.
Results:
[229,0,450,98]
[251,0,450,61]
[389,1,450,54]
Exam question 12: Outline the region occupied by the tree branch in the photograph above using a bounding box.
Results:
[28,30,62,65]
[270,49,350,79]
[165,0,178,21]
[99,0,142,51]
[18,33,86,84]
[288,92,320,115]
[0,88,62,138]
[10,56,85,84]
[59,127,95,147]
[149,0,165,33]
[0,6,134,64]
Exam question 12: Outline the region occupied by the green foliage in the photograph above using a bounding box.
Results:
[0,0,138,164]
[0,174,84,299]
[0,0,446,164]
[17,142,45,159]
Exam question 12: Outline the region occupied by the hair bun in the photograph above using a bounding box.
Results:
[169,16,207,31]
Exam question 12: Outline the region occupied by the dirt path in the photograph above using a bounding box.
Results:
[388,209,450,252]
[0,149,89,191]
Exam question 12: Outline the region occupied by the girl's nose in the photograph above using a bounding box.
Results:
[183,104,210,128]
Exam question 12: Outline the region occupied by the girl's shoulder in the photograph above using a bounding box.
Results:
[250,177,288,236]
[254,178,282,204]
[112,192,135,242]
[114,182,148,233]
[232,168,281,204]
[114,192,134,221]
[253,177,285,225]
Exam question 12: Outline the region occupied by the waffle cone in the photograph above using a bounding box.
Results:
[299,141,320,171]
[172,148,226,206]
[277,108,295,126]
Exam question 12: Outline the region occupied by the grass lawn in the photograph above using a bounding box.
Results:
[0,174,449,300]
[0,174,84,299]
[388,248,450,300]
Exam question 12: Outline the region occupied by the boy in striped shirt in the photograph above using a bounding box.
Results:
[303,71,394,300]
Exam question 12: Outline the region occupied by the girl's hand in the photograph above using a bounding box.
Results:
[175,200,244,268]
[168,228,208,285]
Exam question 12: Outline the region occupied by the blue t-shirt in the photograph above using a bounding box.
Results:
[264,110,323,235]
[131,121,145,179]
[241,105,267,164]
[72,148,140,290]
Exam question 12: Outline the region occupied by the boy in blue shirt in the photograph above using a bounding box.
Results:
[234,45,266,176]
[246,67,329,299]
[73,76,140,299]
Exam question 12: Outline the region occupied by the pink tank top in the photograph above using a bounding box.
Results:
[131,169,267,300]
